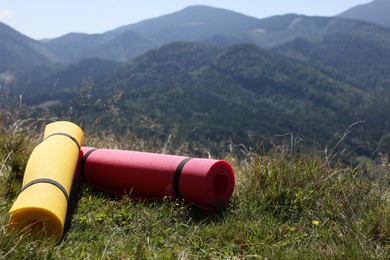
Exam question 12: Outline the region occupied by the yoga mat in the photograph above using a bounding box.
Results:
[78,147,235,209]
[8,121,83,242]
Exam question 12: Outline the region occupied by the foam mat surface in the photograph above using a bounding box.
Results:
[9,121,83,242]
[78,147,235,209]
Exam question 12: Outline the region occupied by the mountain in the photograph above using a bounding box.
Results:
[42,5,390,64]
[273,17,390,91]
[337,0,390,28]
[3,3,390,69]
[22,58,122,105]
[108,5,261,44]
[42,5,260,63]
[43,31,157,62]
[43,33,105,62]
[50,42,385,156]
[206,13,390,49]
[45,8,354,62]
[0,22,60,74]
[2,3,390,156]
[91,30,158,62]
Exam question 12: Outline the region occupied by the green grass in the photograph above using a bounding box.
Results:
[1,118,389,259]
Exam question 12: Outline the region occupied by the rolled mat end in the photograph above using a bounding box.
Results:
[180,159,235,208]
[8,208,63,242]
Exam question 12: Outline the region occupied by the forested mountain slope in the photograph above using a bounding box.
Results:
[0,22,60,73]
[50,42,385,156]
[337,0,390,28]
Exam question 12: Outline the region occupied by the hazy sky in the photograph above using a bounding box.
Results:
[0,0,373,40]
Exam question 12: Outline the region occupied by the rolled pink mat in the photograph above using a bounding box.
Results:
[76,147,235,209]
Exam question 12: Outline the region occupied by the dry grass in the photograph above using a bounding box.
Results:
[1,115,389,258]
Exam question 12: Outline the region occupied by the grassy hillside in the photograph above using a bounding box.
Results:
[0,112,389,258]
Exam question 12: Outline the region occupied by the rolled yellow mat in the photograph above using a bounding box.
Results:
[8,121,83,242]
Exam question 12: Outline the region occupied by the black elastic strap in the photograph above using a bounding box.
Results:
[44,132,81,150]
[173,157,193,198]
[79,148,98,183]
[21,178,69,201]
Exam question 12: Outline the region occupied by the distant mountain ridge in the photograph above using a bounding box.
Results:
[42,33,104,62]
[40,4,390,63]
[109,5,261,43]
[0,22,60,73]
[43,5,261,63]
[2,3,390,69]
[337,0,390,28]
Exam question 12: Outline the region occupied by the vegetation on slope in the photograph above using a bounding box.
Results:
[0,109,389,258]
[274,23,390,92]
[20,58,122,105]
[48,42,385,158]
[337,0,390,28]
